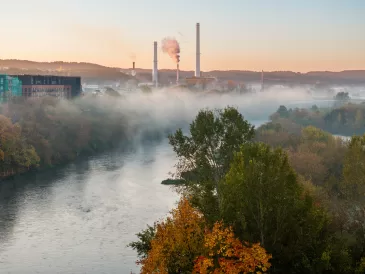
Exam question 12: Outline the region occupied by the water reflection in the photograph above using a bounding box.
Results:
[0,140,178,274]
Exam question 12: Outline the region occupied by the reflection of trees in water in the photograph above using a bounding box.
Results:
[0,192,18,251]
[0,158,92,249]
[0,138,166,252]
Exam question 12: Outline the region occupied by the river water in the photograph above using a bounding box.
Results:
[0,141,179,274]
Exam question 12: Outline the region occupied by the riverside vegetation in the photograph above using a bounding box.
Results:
[0,94,166,180]
[129,104,365,273]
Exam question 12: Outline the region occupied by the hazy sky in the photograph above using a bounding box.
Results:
[1,0,364,72]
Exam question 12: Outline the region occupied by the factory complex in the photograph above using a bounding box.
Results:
[0,74,82,102]
[137,22,217,89]
[1,22,259,99]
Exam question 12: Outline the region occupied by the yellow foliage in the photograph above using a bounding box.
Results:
[193,221,271,274]
[139,197,271,274]
[140,197,206,274]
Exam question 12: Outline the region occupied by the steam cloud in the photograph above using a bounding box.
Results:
[161,37,180,63]
[7,85,365,150]
[73,85,333,140]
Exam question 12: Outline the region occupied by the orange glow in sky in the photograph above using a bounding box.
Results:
[1,0,364,72]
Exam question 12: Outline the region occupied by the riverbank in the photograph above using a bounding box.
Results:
[0,132,170,183]
[0,95,176,182]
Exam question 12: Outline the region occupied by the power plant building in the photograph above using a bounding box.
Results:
[10,75,82,98]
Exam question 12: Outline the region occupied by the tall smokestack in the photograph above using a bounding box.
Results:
[152,41,158,87]
[195,23,201,77]
[132,62,135,70]
[176,63,180,84]
[261,70,264,91]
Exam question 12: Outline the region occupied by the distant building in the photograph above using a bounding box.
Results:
[0,74,22,102]
[10,75,82,99]
[185,76,216,89]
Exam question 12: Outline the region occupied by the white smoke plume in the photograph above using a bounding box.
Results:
[161,37,180,63]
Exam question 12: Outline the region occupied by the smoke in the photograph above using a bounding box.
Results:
[69,85,322,141]
[161,37,180,63]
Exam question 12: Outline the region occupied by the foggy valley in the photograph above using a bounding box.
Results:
[1,1,365,273]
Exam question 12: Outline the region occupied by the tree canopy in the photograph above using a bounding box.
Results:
[137,197,271,274]
[168,106,255,222]
[221,142,331,273]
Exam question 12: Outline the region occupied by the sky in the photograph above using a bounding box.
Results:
[1,0,364,72]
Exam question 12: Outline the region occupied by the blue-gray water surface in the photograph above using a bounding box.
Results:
[0,140,178,274]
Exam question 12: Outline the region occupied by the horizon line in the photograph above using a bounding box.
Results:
[0,58,364,74]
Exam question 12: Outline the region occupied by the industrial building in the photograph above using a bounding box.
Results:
[0,74,23,102]
[10,75,82,98]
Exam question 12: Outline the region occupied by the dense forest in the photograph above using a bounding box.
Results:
[129,106,365,273]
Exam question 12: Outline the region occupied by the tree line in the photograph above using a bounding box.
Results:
[271,102,365,136]
[0,95,143,179]
[129,106,365,273]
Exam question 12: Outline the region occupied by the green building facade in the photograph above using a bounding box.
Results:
[0,74,22,102]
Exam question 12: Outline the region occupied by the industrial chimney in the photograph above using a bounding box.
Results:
[132,62,135,70]
[195,23,201,78]
[261,70,264,91]
[176,63,180,85]
[152,41,158,87]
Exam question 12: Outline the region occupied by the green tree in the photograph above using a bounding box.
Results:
[277,105,289,118]
[128,224,157,260]
[354,109,363,129]
[334,92,350,101]
[221,142,332,273]
[311,105,319,112]
[168,106,255,222]
[342,135,365,201]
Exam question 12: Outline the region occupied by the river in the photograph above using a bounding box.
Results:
[0,141,179,274]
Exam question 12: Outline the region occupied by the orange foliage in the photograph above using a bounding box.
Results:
[139,198,271,274]
[139,197,206,274]
[193,221,271,274]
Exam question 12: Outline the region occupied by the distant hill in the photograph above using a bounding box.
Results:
[0,59,131,83]
[1,59,364,85]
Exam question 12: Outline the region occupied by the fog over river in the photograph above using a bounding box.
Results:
[0,87,359,273]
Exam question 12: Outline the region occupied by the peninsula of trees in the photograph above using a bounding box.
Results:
[130,106,365,273]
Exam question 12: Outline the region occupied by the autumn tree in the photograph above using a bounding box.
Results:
[135,197,271,274]
[193,221,271,274]
[139,197,206,274]
[254,122,301,149]
[2,96,130,169]
[0,115,40,176]
[221,142,332,273]
[287,126,342,185]
[168,106,255,222]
